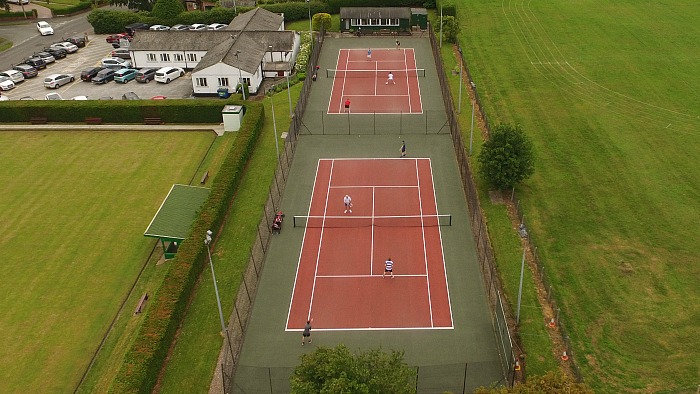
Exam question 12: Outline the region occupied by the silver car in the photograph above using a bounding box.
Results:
[44,73,75,89]
[0,76,16,91]
[101,57,131,70]
[50,42,79,53]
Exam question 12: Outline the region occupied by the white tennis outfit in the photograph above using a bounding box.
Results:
[386,73,395,85]
[343,195,352,213]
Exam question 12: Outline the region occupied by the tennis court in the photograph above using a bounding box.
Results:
[286,158,452,330]
[328,49,424,114]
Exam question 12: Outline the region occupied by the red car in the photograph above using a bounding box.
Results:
[105,33,131,44]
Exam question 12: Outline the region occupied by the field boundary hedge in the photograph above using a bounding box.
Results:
[0,99,240,124]
[108,102,264,393]
[0,9,37,20]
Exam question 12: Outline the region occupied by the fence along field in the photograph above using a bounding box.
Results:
[461,0,700,391]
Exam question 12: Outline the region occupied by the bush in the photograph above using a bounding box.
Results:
[0,9,37,19]
[109,102,265,394]
[312,12,331,32]
[87,9,141,34]
[53,1,93,16]
[0,99,239,124]
[150,0,184,24]
[436,0,456,16]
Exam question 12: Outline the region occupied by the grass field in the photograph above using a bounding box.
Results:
[0,131,218,393]
[458,1,700,391]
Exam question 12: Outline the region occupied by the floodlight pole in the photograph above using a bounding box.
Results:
[205,230,227,334]
[516,248,526,325]
[306,0,312,48]
[458,47,463,114]
[234,50,246,100]
[269,89,280,161]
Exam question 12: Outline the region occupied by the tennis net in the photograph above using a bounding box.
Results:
[326,68,426,78]
[293,214,451,228]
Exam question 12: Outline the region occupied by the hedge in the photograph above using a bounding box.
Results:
[108,102,265,393]
[0,9,37,20]
[0,99,239,124]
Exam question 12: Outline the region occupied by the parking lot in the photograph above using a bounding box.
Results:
[3,35,195,100]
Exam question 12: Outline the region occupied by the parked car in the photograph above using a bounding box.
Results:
[81,67,105,82]
[50,42,79,53]
[125,22,150,36]
[91,68,116,84]
[154,67,184,83]
[121,91,140,100]
[98,96,113,100]
[106,33,130,44]
[43,46,67,59]
[34,51,55,64]
[101,57,131,70]
[0,94,9,101]
[0,76,16,91]
[19,96,34,100]
[13,64,38,79]
[37,21,54,36]
[189,23,208,31]
[24,56,46,70]
[135,68,157,83]
[114,68,138,83]
[150,25,170,31]
[170,24,191,31]
[65,36,86,48]
[151,95,167,100]
[0,69,25,84]
[8,0,30,4]
[110,48,131,60]
[45,92,63,100]
[208,23,227,31]
[71,96,89,100]
[44,73,74,89]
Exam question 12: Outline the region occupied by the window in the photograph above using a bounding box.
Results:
[174,53,184,62]
[217,77,229,86]
[187,53,197,62]
[196,77,207,87]
[159,53,170,62]
[147,53,156,62]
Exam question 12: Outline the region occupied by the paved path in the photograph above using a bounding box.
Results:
[8,3,52,19]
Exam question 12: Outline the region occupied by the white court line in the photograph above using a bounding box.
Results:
[317,274,427,278]
[370,186,375,275]
[330,185,417,189]
[285,160,323,329]
[339,50,351,112]
[287,326,454,332]
[429,159,454,326]
[322,157,432,161]
[411,49,424,113]
[415,158,434,327]
[338,94,412,97]
[307,159,336,321]
[404,48,412,110]
[374,60,378,96]
[326,50,343,114]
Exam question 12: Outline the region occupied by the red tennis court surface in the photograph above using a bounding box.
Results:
[286,158,453,331]
[328,48,423,115]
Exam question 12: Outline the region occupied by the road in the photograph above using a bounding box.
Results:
[0,13,95,70]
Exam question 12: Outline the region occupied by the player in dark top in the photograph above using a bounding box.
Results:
[302,319,312,345]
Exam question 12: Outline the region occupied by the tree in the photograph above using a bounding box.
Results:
[150,0,184,23]
[439,15,460,43]
[312,12,331,32]
[109,0,157,12]
[478,123,535,190]
[291,345,416,394]
[475,371,593,393]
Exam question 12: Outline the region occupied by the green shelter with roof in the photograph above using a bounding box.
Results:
[144,184,210,259]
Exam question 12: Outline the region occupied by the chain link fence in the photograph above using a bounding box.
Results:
[219,27,326,394]
[428,24,518,385]
[298,110,451,135]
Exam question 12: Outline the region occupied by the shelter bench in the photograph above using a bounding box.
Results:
[134,293,149,315]
[200,170,209,185]
[85,117,102,125]
[30,117,48,124]
[144,117,162,125]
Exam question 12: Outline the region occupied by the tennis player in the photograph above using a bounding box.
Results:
[344,98,351,113]
[400,140,406,157]
[301,318,313,345]
[343,194,353,213]
[383,258,394,278]
[386,71,395,85]
[367,48,372,60]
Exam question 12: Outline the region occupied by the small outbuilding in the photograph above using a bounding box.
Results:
[144,184,210,259]
[339,7,412,35]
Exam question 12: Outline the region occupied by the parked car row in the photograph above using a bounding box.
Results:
[0,39,84,91]
[78,66,183,86]
[39,92,165,101]
[148,23,228,31]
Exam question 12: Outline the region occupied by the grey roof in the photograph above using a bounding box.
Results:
[227,7,284,31]
[340,7,412,19]
[192,34,265,74]
[131,30,294,58]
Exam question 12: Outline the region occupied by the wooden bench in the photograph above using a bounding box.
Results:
[30,117,48,125]
[134,293,149,315]
[200,170,209,185]
[85,117,102,125]
[144,117,162,125]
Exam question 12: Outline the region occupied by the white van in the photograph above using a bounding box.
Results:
[0,69,25,84]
